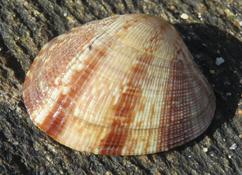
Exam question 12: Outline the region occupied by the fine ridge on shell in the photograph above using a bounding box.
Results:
[23,14,216,155]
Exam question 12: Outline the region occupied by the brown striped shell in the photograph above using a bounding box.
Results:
[23,14,216,155]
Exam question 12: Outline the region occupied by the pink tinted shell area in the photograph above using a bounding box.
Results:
[23,24,97,118]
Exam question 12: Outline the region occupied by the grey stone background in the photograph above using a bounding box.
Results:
[0,0,241,174]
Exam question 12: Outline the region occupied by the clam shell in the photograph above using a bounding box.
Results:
[23,14,216,155]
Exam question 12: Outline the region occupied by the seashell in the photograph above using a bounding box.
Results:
[23,14,216,155]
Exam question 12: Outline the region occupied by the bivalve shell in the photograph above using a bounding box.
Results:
[23,14,216,155]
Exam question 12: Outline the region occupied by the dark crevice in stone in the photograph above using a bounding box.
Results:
[0,36,25,82]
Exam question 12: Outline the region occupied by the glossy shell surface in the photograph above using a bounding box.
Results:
[23,14,216,155]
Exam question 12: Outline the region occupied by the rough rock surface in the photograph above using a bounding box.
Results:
[0,0,241,174]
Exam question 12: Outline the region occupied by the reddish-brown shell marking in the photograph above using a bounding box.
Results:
[23,14,216,155]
